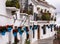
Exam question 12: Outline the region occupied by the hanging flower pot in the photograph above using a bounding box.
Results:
[50,24,54,27]
[33,25,38,29]
[13,29,18,37]
[24,27,29,32]
[6,25,13,32]
[42,25,46,30]
[45,25,50,28]
[1,30,6,36]
[46,25,50,28]
[18,27,24,36]
[1,26,7,36]
[18,26,22,32]
[46,25,48,27]
[30,26,32,30]
[19,29,24,36]
[7,27,12,32]
[42,26,44,29]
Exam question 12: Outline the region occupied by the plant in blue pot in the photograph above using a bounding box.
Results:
[18,27,24,36]
[24,27,29,34]
[42,25,46,30]
[7,25,13,32]
[1,26,6,36]
[18,27,24,44]
[46,25,50,29]
[6,25,13,44]
[13,29,18,44]
[30,26,33,30]
[33,25,38,30]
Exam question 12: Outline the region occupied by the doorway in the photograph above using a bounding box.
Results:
[37,25,40,39]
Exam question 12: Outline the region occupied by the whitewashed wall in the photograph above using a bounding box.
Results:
[0,0,7,26]
[0,0,6,15]
[38,22,55,39]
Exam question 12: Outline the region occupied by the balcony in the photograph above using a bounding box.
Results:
[6,0,20,9]
[34,12,55,21]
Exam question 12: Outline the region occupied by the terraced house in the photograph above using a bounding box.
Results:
[0,0,56,44]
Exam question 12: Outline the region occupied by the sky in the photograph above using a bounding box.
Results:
[46,0,60,12]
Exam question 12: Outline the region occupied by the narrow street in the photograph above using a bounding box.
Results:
[32,33,60,44]
[32,36,55,44]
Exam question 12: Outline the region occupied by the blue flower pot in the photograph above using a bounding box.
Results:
[13,32,17,37]
[24,27,26,31]
[18,28,21,32]
[19,32,23,36]
[30,26,32,30]
[1,31,6,36]
[8,28,12,32]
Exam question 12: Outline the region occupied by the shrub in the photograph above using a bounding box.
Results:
[6,0,20,9]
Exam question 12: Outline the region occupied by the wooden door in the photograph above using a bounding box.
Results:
[37,25,40,39]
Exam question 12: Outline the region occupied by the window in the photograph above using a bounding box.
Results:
[37,7,40,11]
[44,9,47,13]
[40,9,43,13]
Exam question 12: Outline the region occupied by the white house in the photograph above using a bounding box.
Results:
[0,0,56,44]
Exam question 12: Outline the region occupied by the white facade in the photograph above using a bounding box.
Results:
[28,0,56,44]
[0,0,56,44]
[0,0,8,26]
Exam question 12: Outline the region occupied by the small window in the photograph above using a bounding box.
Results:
[37,7,40,11]
[40,9,43,13]
[44,9,47,13]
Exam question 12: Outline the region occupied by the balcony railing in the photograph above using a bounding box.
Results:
[34,12,56,21]
[41,13,51,21]
[6,0,20,9]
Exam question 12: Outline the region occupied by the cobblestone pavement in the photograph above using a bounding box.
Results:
[32,36,55,44]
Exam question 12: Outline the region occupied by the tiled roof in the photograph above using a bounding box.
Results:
[31,0,56,9]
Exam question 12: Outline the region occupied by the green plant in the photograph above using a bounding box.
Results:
[41,13,51,21]
[6,0,20,9]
